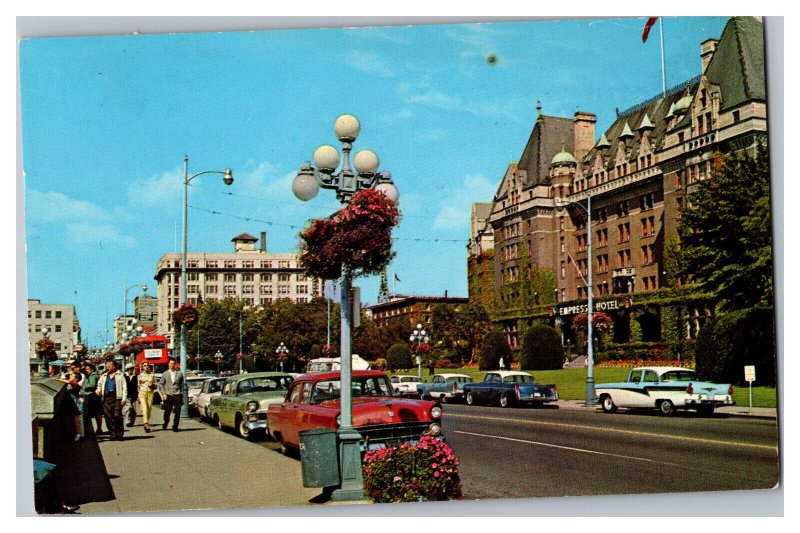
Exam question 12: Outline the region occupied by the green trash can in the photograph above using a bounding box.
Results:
[299,427,340,488]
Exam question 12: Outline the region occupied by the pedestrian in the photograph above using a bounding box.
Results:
[123,363,138,427]
[80,363,104,435]
[137,362,157,432]
[499,357,505,371]
[95,360,127,441]
[51,370,82,443]
[159,359,184,432]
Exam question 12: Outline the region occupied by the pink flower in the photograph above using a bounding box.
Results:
[431,463,438,469]
[433,471,440,478]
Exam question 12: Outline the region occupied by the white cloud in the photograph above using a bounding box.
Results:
[344,51,396,78]
[432,174,496,231]
[127,167,183,208]
[66,222,137,247]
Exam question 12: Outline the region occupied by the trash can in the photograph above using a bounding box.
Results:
[298,427,340,488]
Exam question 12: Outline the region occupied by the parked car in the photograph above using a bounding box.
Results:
[416,374,474,402]
[462,371,558,407]
[186,376,210,413]
[209,372,295,438]
[267,370,443,455]
[390,375,422,396]
[595,367,735,416]
[194,377,229,419]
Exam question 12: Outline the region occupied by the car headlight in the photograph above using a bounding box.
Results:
[430,406,442,419]
[428,422,442,436]
[246,401,259,413]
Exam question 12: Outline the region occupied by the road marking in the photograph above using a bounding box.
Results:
[446,413,778,452]
[453,430,673,464]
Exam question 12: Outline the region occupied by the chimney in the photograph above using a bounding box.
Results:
[573,111,597,164]
[260,231,267,253]
[444,289,448,298]
[701,38,718,73]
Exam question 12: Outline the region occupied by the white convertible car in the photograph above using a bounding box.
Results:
[595,366,735,416]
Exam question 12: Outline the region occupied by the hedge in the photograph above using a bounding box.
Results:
[479,330,510,371]
[520,325,564,370]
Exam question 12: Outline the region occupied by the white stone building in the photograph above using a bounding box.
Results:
[27,299,81,361]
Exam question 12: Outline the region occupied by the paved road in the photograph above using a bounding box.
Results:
[442,403,780,500]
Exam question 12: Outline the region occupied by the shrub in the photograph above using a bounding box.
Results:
[386,343,413,371]
[695,307,776,386]
[362,436,463,503]
[479,330,510,370]
[520,325,564,370]
[435,358,453,369]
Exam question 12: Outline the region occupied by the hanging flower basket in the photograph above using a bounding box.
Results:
[194,355,202,362]
[573,312,614,334]
[321,344,338,357]
[119,343,130,355]
[35,338,57,360]
[298,188,400,280]
[236,352,247,360]
[416,342,432,355]
[128,338,143,355]
[172,303,199,329]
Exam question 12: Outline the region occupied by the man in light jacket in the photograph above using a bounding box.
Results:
[159,359,184,432]
[95,360,127,441]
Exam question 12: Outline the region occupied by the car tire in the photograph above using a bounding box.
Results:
[499,393,513,408]
[658,399,675,417]
[278,437,290,456]
[600,395,618,413]
[440,394,448,404]
[465,392,475,406]
[236,415,251,439]
[214,414,223,430]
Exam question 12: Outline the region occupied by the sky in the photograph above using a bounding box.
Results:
[19,16,730,349]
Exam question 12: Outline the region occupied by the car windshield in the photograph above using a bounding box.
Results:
[238,376,293,394]
[503,374,534,383]
[206,379,226,393]
[447,376,473,383]
[660,371,696,382]
[311,375,394,403]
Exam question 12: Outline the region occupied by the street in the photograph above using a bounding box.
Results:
[443,404,779,499]
[193,402,779,501]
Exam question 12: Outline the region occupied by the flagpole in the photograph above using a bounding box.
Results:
[659,17,666,97]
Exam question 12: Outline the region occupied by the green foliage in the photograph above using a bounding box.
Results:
[479,330,510,370]
[362,436,463,503]
[679,140,774,311]
[386,343,413,371]
[695,307,776,386]
[520,325,564,370]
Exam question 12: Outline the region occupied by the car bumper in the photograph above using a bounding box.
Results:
[517,393,559,403]
[245,411,268,431]
[683,397,736,407]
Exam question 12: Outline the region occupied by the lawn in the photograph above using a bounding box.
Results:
[389,367,777,408]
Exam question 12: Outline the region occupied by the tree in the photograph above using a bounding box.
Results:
[454,303,491,365]
[386,343,413,371]
[679,140,773,311]
[520,325,564,370]
[479,330,510,370]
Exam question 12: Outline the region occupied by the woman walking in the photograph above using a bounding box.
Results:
[137,362,157,432]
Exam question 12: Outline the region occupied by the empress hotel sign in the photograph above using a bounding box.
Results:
[557,299,627,316]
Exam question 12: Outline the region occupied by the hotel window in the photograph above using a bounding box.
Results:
[597,254,609,273]
[593,208,607,222]
[242,273,254,282]
[296,297,308,303]
[618,249,631,268]
[646,154,652,167]
[697,114,704,135]
[561,288,566,302]
[173,260,181,268]
[205,273,217,281]
[35,324,41,332]
[641,244,655,265]
[55,343,62,351]
[278,261,291,268]
[187,272,199,281]
[242,261,254,268]
[224,260,236,268]
[260,260,272,268]
[223,285,236,295]
[278,273,290,282]
[188,259,199,268]
[297,273,307,281]
[224,273,236,282]
[560,237,565,253]
[618,200,630,216]
[705,112,712,131]
[207,260,218,268]
[296,285,308,294]
[596,228,608,247]
[678,132,685,144]
[278,285,290,295]
[205,285,218,294]
[55,325,62,332]
[560,261,566,279]
[676,170,683,189]
[35,310,41,318]
[261,285,273,294]
[559,217,565,231]
[577,287,585,300]
[640,193,654,211]
[700,162,708,181]
[617,223,630,243]
[188,284,199,293]
[45,310,52,319]
[260,273,272,281]
[242,285,254,294]
[732,110,740,123]
[260,297,272,306]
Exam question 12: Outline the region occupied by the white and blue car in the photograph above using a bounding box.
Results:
[595,366,735,416]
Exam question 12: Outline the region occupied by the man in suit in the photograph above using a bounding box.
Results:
[159,359,184,432]
[95,360,127,441]
[123,363,138,427]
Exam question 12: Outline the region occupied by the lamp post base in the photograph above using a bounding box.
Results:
[331,427,366,502]
[584,377,597,406]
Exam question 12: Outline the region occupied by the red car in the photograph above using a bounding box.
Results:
[267,370,443,453]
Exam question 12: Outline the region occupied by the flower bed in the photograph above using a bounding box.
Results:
[362,435,462,503]
[596,359,694,368]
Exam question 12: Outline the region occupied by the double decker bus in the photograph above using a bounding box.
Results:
[134,335,170,375]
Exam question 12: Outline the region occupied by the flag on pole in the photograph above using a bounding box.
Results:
[642,17,658,43]
[394,273,401,282]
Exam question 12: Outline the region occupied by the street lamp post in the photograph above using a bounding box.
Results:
[557,193,596,406]
[276,342,288,373]
[180,154,234,416]
[38,328,50,376]
[123,282,148,365]
[292,114,398,501]
[409,323,430,380]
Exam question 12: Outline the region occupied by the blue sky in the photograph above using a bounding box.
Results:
[20,16,729,348]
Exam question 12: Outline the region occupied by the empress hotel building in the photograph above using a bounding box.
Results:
[468,17,768,351]
[154,231,323,348]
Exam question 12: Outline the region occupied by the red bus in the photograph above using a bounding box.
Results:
[134,335,170,375]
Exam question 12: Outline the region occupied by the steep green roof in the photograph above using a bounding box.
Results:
[705,17,766,112]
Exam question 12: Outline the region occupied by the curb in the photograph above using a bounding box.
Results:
[555,400,777,420]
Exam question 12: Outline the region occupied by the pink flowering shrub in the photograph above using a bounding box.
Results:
[299,188,400,280]
[362,435,463,503]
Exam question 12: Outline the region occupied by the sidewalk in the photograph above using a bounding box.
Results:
[554,399,777,419]
[61,408,321,514]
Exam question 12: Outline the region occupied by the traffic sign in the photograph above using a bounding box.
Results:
[745,365,756,382]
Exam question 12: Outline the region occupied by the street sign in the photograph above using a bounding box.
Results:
[745,365,756,382]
